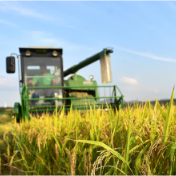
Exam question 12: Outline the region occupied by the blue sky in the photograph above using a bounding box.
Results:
[0,1,176,107]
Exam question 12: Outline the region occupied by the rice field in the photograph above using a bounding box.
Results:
[1,87,176,175]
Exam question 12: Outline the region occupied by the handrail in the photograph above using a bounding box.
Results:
[25,76,55,78]
[30,103,112,109]
[25,96,122,101]
[115,85,123,96]
[27,85,117,89]
[26,84,124,100]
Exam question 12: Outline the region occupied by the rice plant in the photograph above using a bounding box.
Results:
[1,86,176,175]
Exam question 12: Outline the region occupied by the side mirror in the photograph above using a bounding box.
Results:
[6,56,15,73]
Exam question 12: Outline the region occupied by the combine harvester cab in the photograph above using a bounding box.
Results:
[6,47,124,123]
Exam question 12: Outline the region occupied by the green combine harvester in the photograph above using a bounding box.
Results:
[6,47,124,122]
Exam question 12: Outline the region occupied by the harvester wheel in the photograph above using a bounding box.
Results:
[16,114,22,123]
[14,103,22,123]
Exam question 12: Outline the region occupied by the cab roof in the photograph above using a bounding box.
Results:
[19,47,63,56]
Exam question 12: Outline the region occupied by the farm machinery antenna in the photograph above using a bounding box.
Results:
[6,46,124,122]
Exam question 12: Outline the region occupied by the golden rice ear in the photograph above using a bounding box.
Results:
[3,90,176,175]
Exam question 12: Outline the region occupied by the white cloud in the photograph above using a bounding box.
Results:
[0,77,17,86]
[0,19,17,27]
[146,86,158,93]
[0,2,54,21]
[0,90,20,107]
[115,46,176,63]
[0,2,77,29]
[26,30,94,51]
[169,3,176,11]
[120,77,138,85]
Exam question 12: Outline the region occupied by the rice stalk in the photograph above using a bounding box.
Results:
[124,104,132,174]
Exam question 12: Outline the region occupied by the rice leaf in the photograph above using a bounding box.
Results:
[124,104,132,174]
[135,144,150,174]
[169,144,176,175]
[162,85,175,144]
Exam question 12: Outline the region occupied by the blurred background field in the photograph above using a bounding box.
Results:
[0,108,13,123]
[0,108,14,151]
